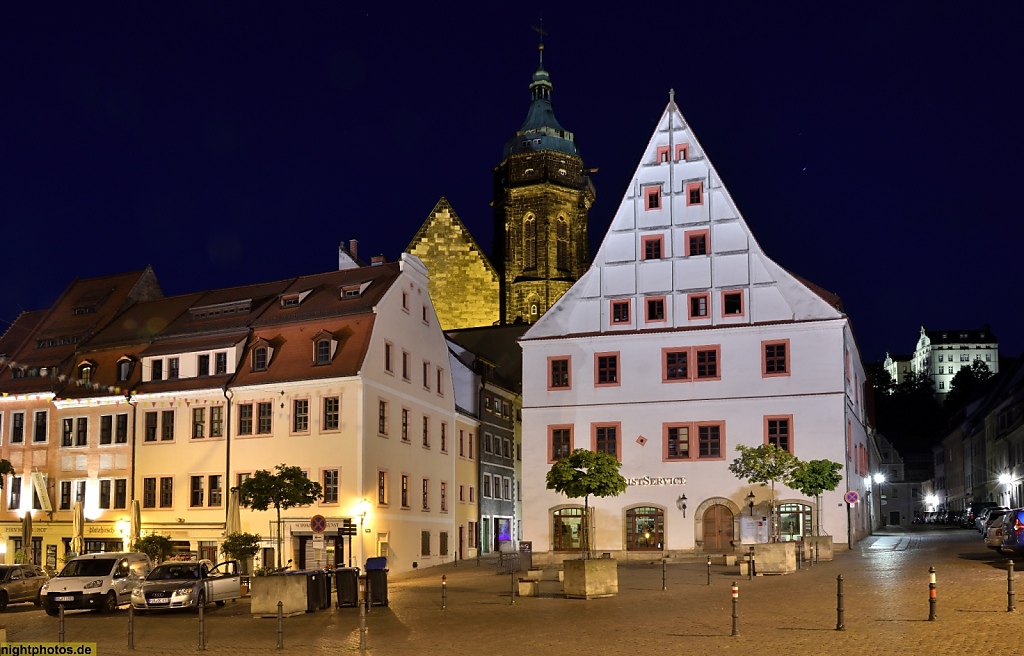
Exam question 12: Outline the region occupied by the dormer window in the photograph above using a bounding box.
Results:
[79,363,93,384]
[316,339,331,365]
[253,346,269,372]
[282,296,300,308]
[117,359,132,382]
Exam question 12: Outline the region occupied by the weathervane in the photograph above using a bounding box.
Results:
[531,15,547,66]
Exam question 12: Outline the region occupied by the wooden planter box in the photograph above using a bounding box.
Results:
[563,558,618,599]
[249,575,308,617]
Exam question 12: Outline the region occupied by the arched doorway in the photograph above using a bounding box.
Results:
[625,506,664,551]
[552,507,585,551]
[702,504,735,552]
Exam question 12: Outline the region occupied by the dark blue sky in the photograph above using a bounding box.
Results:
[2,3,1022,363]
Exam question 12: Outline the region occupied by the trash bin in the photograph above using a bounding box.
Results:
[286,570,328,612]
[336,568,359,607]
[364,557,388,607]
[518,541,533,571]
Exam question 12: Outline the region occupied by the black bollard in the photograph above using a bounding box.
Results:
[198,600,206,651]
[836,575,845,631]
[809,543,814,567]
[707,556,712,586]
[1008,560,1016,612]
[928,566,937,621]
[128,604,135,650]
[58,604,65,643]
[797,540,802,570]
[277,600,284,650]
[662,559,667,591]
[748,547,754,581]
[442,574,447,610]
[731,582,739,636]
[366,576,372,614]
[510,568,515,605]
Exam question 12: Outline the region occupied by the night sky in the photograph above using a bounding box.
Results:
[3,3,1022,364]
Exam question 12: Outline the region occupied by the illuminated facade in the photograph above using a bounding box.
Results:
[520,95,872,561]
[492,47,594,324]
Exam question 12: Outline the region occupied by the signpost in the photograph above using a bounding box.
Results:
[339,519,357,567]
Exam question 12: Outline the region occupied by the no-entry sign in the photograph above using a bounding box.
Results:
[844,490,860,505]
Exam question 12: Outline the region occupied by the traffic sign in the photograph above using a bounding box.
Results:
[844,490,860,505]
[310,514,327,533]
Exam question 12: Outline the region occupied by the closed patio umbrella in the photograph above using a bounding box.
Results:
[71,500,85,555]
[129,499,141,549]
[21,513,33,564]
[225,489,241,537]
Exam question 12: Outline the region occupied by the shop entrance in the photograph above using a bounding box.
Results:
[702,505,735,551]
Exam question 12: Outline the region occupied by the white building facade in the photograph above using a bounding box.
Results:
[520,95,872,561]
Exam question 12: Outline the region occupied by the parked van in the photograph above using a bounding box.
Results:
[40,552,152,615]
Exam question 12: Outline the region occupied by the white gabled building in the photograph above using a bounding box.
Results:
[520,93,872,561]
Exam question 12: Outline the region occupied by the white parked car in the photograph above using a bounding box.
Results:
[131,560,240,612]
[41,552,152,615]
[985,514,1008,549]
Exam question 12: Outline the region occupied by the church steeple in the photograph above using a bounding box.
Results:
[493,39,594,325]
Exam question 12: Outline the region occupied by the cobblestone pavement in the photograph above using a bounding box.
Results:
[2,525,1018,655]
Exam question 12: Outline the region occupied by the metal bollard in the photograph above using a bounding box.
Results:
[731,582,739,636]
[836,575,845,631]
[809,543,814,567]
[928,566,937,621]
[366,577,372,614]
[359,595,367,650]
[277,600,284,649]
[707,556,712,586]
[128,604,135,650]
[662,559,667,591]
[748,547,754,581]
[198,600,206,651]
[797,541,802,570]
[58,604,65,643]
[442,574,447,610]
[510,568,515,605]
[1008,559,1016,612]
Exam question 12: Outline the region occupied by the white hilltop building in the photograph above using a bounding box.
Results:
[520,91,872,561]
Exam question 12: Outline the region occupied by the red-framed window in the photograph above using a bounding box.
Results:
[656,145,670,163]
[687,293,710,319]
[663,423,691,461]
[592,422,622,461]
[686,181,704,206]
[721,290,744,318]
[548,356,572,390]
[763,340,790,377]
[549,425,573,463]
[765,415,793,453]
[645,296,667,323]
[675,143,689,161]
[642,234,664,260]
[595,352,620,387]
[645,185,662,210]
[611,299,631,325]
[697,422,725,459]
[685,229,709,256]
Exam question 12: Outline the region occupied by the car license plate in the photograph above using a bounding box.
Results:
[150,597,169,604]
[54,596,75,602]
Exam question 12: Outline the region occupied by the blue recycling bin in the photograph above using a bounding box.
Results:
[364,557,388,607]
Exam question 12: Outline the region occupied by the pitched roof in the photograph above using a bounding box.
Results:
[524,93,845,341]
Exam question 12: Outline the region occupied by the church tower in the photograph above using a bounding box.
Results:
[493,43,594,324]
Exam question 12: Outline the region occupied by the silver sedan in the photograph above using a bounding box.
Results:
[130,560,240,613]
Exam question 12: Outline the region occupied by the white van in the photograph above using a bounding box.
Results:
[40,552,152,615]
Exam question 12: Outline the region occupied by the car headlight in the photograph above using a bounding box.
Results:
[174,587,194,597]
[84,579,104,589]
[131,589,143,598]
[41,582,51,593]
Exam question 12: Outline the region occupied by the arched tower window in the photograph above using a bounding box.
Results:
[524,215,537,269]
[556,216,568,269]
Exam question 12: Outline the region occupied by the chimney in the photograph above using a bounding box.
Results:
[371,255,386,266]
[349,239,359,261]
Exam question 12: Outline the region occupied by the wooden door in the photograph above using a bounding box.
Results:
[702,505,735,552]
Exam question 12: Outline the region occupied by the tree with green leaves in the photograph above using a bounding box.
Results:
[0,459,14,487]
[787,459,843,535]
[546,449,627,559]
[221,532,262,574]
[236,464,322,568]
[133,534,174,563]
[945,360,994,413]
[728,444,800,542]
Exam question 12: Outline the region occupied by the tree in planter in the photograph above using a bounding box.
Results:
[236,464,322,569]
[728,444,799,542]
[221,532,261,574]
[546,449,627,559]
[134,534,175,563]
[787,459,843,536]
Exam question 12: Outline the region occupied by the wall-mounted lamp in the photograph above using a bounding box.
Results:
[746,491,756,516]
[358,498,371,528]
[676,494,688,518]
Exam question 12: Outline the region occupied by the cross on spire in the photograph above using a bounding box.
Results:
[531,18,547,67]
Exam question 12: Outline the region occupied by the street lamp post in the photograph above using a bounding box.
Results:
[746,491,755,516]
